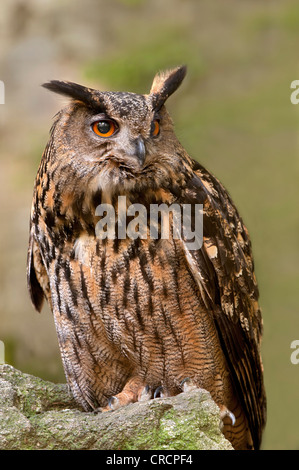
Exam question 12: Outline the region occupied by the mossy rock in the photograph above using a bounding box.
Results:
[0,364,233,450]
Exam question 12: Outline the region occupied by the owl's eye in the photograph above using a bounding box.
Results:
[151,119,160,137]
[92,119,117,137]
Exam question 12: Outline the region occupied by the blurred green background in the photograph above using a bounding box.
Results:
[1,0,299,450]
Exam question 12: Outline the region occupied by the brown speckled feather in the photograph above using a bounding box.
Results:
[178,160,266,449]
[27,66,266,450]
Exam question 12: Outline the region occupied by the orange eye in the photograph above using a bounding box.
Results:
[92,119,117,137]
[151,119,160,137]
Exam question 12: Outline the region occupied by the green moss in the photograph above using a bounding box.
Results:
[108,394,229,451]
[0,366,233,450]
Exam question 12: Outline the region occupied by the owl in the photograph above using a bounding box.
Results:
[27,66,266,450]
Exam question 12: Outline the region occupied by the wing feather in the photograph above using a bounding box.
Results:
[27,229,47,312]
[178,159,266,449]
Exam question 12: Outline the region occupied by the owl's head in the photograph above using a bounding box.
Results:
[42,66,189,199]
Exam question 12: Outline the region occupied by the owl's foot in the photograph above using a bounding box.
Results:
[100,376,151,412]
[153,377,198,399]
[180,378,236,428]
[153,385,173,398]
[180,377,199,393]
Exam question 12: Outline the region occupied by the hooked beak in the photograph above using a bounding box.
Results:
[134,136,146,166]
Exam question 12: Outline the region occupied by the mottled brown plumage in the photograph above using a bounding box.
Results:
[27,66,266,449]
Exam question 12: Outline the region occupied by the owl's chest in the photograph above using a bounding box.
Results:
[48,231,215,379]
[63,234,201,336]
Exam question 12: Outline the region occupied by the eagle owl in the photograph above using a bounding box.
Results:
[27,66,266,450]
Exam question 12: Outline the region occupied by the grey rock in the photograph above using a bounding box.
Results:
[0,364,233,450]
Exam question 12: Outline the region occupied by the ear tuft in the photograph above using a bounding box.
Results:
[42,80,104,110]
[150,65,187,110]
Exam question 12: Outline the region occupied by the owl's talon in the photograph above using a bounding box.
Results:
[154,385,164,399]
[180,377,198,393]
[108,396,119,410]
[97,396,120,412]
[138,385,152,402]
[227,410,236,426]
[220,407,236,427]
[92,407,102,415]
